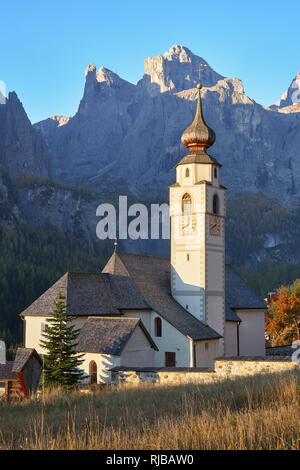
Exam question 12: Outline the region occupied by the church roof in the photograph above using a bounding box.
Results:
[20,252,264,336]
[76,317,158,355]
[103,251,222,341]
[225,264,266,321]
[175,151,221,168]
[20,269,149,317]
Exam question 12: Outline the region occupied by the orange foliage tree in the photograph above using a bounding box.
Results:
[266,280,300,346]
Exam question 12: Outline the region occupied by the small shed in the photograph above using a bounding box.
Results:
[0,348,42,402]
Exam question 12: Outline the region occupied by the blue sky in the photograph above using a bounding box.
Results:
[1,0,299,123]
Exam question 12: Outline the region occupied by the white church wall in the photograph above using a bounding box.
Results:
[24,316,87,354]
[170,184,207,323]
[237,310,266,356]
[24,316,51,353]
[81,353,120,384]
[195,163,213,183]
[122,310,192,367]
[206,251,223,292]
[206,296,224,339]
[120,326,155,367]
[195,339,219,369]
[206,185,226,216]
[224,322,238,356]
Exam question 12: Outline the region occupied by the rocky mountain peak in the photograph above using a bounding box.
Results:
[271,71,300,110]
[0,91,6,105]
[96,66,132,89]
[85,63,97,78]
[0,91,52,180]
[139,44,224,96]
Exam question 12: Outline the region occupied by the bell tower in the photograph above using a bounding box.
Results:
[170,82,225,349]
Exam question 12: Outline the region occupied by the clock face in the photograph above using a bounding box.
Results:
[181,214,197,235]
[209,215,221,236]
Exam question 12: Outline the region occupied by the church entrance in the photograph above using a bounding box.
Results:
[89,360,97,384]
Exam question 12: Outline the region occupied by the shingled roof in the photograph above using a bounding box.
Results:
[103,252,222,341]
[225,264,265,321]
[12,348,42,372]
[76,317,158,355]
[0,362,18,380]
[21,272,121,317]
[20,251,264,339]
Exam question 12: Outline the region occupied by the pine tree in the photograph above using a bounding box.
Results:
[40,291,85,389]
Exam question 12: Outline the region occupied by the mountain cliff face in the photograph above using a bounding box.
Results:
[139,44,224,95]
[1,45,300,269]
[34,45,300,208]
[271,71,300,111]
[0,92,52,181]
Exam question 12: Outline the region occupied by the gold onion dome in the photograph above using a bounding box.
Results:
[181,82,216,152]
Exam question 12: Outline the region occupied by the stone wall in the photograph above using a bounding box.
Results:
[111,357,299,386]
[266,345,293,356]
[111,367,217,385]
[214,356,299,378]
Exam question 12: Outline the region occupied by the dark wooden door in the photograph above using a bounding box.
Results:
[165,352,176,367]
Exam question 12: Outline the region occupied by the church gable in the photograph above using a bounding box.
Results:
[75,317,158,355]
[103,251,222,342]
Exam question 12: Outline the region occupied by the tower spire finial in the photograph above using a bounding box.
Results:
[181,81,215,153]
[114,238,118,252]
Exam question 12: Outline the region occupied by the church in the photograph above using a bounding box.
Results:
[21,82,266,383]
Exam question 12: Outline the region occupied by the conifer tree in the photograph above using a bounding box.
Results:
[40,291,85,389]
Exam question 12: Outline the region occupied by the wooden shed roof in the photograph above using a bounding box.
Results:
[0,362,18,380]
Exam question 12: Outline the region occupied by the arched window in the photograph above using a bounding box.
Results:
[185,168,189,177]
[155,317,162,337]
[182,193,192,215]
[213,194,219,214]
[89,360,97,384]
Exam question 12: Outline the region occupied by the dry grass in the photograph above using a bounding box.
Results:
[0,370,299,450]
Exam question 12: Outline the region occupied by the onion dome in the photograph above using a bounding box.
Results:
[181,82,216,152]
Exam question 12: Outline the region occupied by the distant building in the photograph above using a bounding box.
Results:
[0,348,42,401]
[21,82,266,383]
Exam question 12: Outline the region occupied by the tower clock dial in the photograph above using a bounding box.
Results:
[209,214,221,236]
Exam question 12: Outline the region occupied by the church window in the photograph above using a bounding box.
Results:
[185,168,189,177]
[187,253,190,261]
[89,360,97,384]
[155,317,162,337]
[213,194,219,214]
[165,352,176,367]
[214,167,217,179]
[182,193,192,215]
[205,343,209,351]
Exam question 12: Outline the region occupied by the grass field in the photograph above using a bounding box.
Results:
[0,370,299,450]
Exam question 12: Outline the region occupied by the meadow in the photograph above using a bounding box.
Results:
[0,370,299,450]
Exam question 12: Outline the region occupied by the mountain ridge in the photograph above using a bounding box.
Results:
[32,45,300,208]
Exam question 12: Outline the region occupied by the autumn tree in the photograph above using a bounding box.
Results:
[266,280,300,346]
